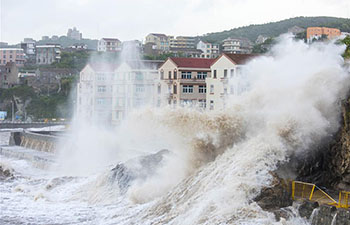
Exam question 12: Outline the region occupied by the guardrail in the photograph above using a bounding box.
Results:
[289,180,349,209]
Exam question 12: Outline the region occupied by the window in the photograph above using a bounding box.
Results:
[181,71,191,79]
[210,100,214,110]
[97,98,105,105]
[135,72,143,80]
[160,70,164,79]
[168,71,172,79]
[182,85,193,93]
[199,85,206,93]
[173,85,177,94]
[97,85,106,93]
[230,69,234,78]
[97,73,106,81]
[224,69,227,78]
[198,99,206,109]
[197,72,207,79]
[157,85,161,94]
[174,70,177,79]
[213,70,217,78]
[136,84,145,93]
[210,85,214,94]
[224,87,228,94]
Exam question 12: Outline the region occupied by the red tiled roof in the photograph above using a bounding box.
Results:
[169,57,216,69]
[224,53,258,64]
[150,33,167,38]
[102,38,120,42]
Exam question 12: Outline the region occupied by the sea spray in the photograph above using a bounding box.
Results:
[46,36,350,224]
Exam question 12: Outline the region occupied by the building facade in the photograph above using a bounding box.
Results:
[97,38,122,52]
[112,60,163,124]
[0,48,26,66]
[0,62,19,88]
[145,33,170,51]
[196,40,220,58]
[306,27,341,43]
[169,36,196,49]
[36,44,61,65]
[77,63,117,122]
[158,57,215,109]
[21,38,36,64]
[222,38,253,54]
[206,53,257,111]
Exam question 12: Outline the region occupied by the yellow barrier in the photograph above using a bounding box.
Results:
[290,181,348,209]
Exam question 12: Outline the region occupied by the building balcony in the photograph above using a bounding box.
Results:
[179,78,206,84]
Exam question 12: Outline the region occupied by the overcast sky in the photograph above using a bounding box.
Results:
[1,0,349,44]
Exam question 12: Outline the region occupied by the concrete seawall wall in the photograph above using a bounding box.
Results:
[10,131,61,153]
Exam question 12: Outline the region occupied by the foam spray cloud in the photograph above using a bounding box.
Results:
[55,35,349,224]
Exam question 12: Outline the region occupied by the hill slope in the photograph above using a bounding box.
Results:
[201,16,350,43]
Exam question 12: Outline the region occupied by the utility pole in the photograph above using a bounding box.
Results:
[11,100,14,122]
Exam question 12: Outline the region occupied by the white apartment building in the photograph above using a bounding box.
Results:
[197,40,220,58]
[77,63,117,123]
[112,60,163,124]
[222,38,253,54]
[206,53,257,111]
[77,60,163,124]
[97,38,122,52]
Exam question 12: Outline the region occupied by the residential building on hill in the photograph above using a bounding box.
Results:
[288,26,305,35]
[169,36,196,49]
[222,38,253,54]
[145,33,170,52]
[36,44,61,65]
[97,38,122,52]
[0,48,26,66]
[21,38,36,64]
[0,62,19,88]
[206,53,257,111]
[67,27,82,40]
[196,40,220,58]
[306,27,341,43]
[158,57,215,109]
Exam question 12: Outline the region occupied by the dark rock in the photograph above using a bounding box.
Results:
[298,200,319,219]
[311,205,337,225]
[255,174,293,211]
[335,208,350,225]
[110,149,170,193]
[0,165,14,180]
[273,207,294,221]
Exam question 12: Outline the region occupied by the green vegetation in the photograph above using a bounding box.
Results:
[201,16,350,43]
[0,77,76,121]
[252,38,276,53]
[341,36,350,59]
[51,50,90,71]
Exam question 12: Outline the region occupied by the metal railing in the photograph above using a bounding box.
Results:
[290,181,349,209]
